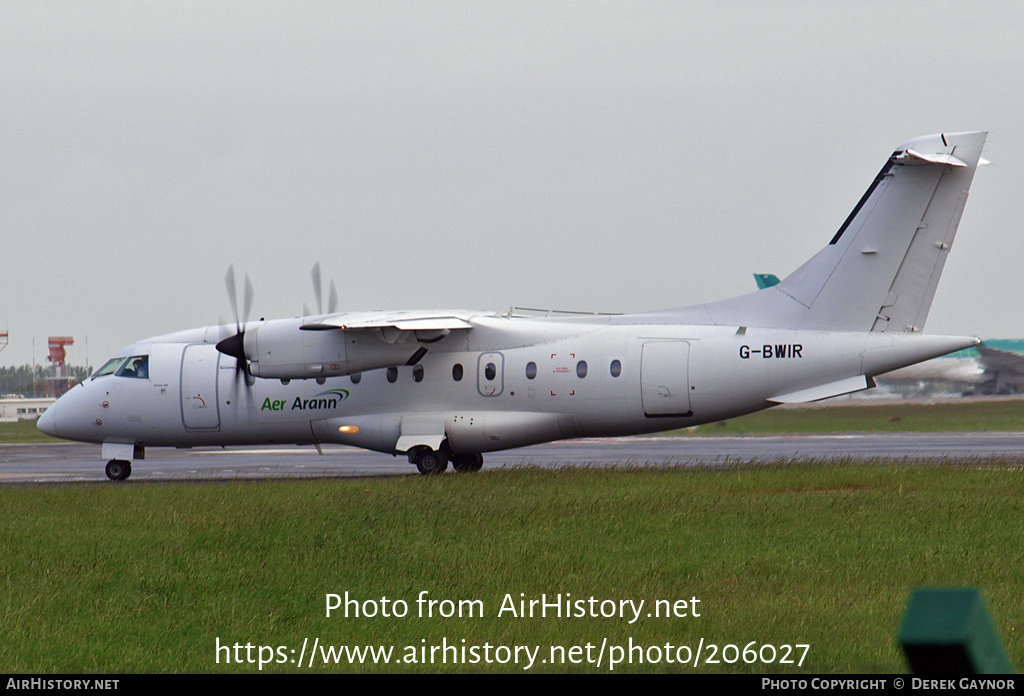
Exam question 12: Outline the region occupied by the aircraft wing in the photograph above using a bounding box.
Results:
[234,310,481,379]
[300,310,476,332]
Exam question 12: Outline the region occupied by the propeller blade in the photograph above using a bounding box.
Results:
[328,280,338,314]
[225,264,254,328]
[242,273,254,325]
[225,265,239,327]
[311,262,323,315]
[218,265,257,395]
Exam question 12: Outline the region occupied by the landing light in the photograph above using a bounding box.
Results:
[338,425,360,434]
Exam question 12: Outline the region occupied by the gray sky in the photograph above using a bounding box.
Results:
[2,1,1022,368]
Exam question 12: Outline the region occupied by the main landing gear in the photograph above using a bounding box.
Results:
[105,459,132,481]
[451,453,484,473]
[408,446,484,475]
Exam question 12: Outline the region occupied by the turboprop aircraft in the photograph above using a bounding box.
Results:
[39,131,988,480]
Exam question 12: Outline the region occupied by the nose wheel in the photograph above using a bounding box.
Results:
[105,459,132,481]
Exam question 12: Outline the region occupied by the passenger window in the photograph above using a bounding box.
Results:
[115,355,149,379]
[387,367,398,383]
[526,361,537,379]
[610,359,622,378]
[485,362,496,381]
[452,363,463,381]
[576,360,588,378]
[350,372,361,384]
[413,365,424,383]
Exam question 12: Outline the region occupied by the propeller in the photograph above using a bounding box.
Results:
[216,264,256,389]
[309,262,339,316]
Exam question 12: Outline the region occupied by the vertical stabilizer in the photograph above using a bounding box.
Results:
[776,131,987,332]
[637,132,987,332]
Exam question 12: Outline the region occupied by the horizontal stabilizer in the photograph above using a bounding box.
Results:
[768,375,875,404]
[898,149,968,167]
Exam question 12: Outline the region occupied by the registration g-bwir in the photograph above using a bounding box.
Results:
[39,132,989,480]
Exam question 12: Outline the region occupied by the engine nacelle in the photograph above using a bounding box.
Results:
[242,319,422,379]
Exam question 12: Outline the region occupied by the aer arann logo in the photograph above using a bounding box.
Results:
[261,389,350,412]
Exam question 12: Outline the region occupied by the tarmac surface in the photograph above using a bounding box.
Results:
[2,432,1023,484]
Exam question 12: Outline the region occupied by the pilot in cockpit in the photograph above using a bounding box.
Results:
[121,357,148,379]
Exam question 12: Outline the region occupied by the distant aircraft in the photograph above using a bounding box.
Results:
[878,340,1024,394]
[975,342,1024,393]
[39,132,989,480]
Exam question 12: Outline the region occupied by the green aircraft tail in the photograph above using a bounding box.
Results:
[754,273,781,290]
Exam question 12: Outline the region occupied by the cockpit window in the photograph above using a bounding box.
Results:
[115,355,150,380]
[92,357,127,380]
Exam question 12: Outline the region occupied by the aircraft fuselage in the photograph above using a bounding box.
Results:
[41,314,973,457]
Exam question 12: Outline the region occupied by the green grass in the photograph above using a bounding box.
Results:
[0,418,62,443]
[2,464,1022,673]
[683,400,1024,435]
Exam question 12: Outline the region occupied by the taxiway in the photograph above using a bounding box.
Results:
[1,432,1022,484]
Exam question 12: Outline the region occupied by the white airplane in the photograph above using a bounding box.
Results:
[39,131,988,480]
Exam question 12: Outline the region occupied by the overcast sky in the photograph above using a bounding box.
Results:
[2,1,1022,368]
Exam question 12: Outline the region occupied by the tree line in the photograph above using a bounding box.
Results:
[0,365,90,397]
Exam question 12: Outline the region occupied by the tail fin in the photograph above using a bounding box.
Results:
[661,132,987,332]
[779,131,987,332]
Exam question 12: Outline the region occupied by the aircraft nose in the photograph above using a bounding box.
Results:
[37,404,59,438]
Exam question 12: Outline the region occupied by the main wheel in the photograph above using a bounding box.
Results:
[451,453,484,473]
[414,448,448,475]
[105,459,132,481]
